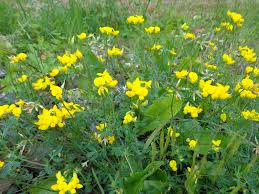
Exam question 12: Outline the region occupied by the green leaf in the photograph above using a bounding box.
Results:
[29,179,56,194]
[139,96,182,135]
[123,161,164,194]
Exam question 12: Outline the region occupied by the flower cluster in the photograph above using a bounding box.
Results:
[94,123,116,144]
[144,26,160,34]
[184,32,196,40]
[0,160,4,168]
[169,160,177,171]
[175,70,199,83]
[212,140,221,152]
[93,70,118,96]
[235,77,257,99]
[107,46,123,57]
[167,126,180,138]
[239,46,257,63]
[241,110,259,122]
[35,102,82,130]
[17,74,28,83]
[186,138,198,149]
[127,15,144,24]
[125,78,152,100]
[199,80,231,100]
[183,104,203,118]
[77,32,87,40]
[205,63,218,70]
[151,44,162,51]
[0,100,25,119]
[227,10,244,27]
[10,53,27,64]
[51,171,83,194]
[221,22,234,31]
[123,111,137,124]
[222,53,235,65]
[57,49,83,70]
[99,26,119,36]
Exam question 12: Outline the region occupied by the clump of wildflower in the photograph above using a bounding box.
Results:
[17,75,28,83]
[99,26,119,36]
[49,68,60,77]
[0,100,25,119]
[77,32,87,40]
[50,84,63,100]
[221,22,233,31]
[106,135,116,144]
[245,66,254,74]
[235,76,258,99]
[127,15,144,24]
[175,70,188,79]
[205,63,217,70]
[51,171,83,194]
[214,27,221,33]
[186,138,198,149]
[184,32,196,40]
[220,113,227,122]
[150,44,162,51]
[227,10,244,27]
[167,126,180,138]
[169,160,177,171]
[57,49,82,68]
[10,53,27,64]
[222,54,235,65]
[94,70,118,96]
[125,78,152,100]
[181,23,189,31]
[170,48,177,56]
[123,111,137,124]
[144,26,160,34]
[0,161,4,168]
[199,80,231,100]
[253,67,259,76]
[32,76,54,90]
[212,139,221,152]
[183,104,202,118]
[239,46,257,63]
[96,123,107,131]
[35,103,82,130]
[188,72,199,84]
[241,110,259,122]
[107,46,123,57]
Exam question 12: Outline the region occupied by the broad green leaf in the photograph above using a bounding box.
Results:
[29,179,56,194]
[139,96,182,135]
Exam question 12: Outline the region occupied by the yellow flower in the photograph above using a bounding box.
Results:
[199,80,231,100]
[187,167,192,172]
[241,76,254,90]
[50,84,63,100]
[107,46,123,57]
[12,107,22,118]
[227,10,244,27]
[94,70,118,96]
[186,139,198,149]
[222,54,235,65]
[239,46,256,63]
[123,111,137,124]
[245,66,254,74]
[127,15,144,24]
[57,51,78,66]
[212,139,221,152]
[144,26,160,34]
[183,104,202,118]
[49,68,60,77]
[125,78,152,100]
[188,72,198,84]
[220,113,227,122]
[169,160,177,171]
[214,27,221,32]
[17,75,28,83]
[151,44,162,51]
[241,110,259,122]
[0,161,5,168]
[181,23,189,31]
[97,55,106,63]
[221,22,233,31]
[96,123,107,131]
[205,63,217,70]
[74,49,83,59]
[51,171,83,194]
[175,70,188,79]
[99,26,119,36]
[170,48,177,55]
[107,135,116,144]
[167,126,180,138]
[253,67,259,76]
[10,53,27,64]
[77,32,87,40]
[184,33,196,40]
